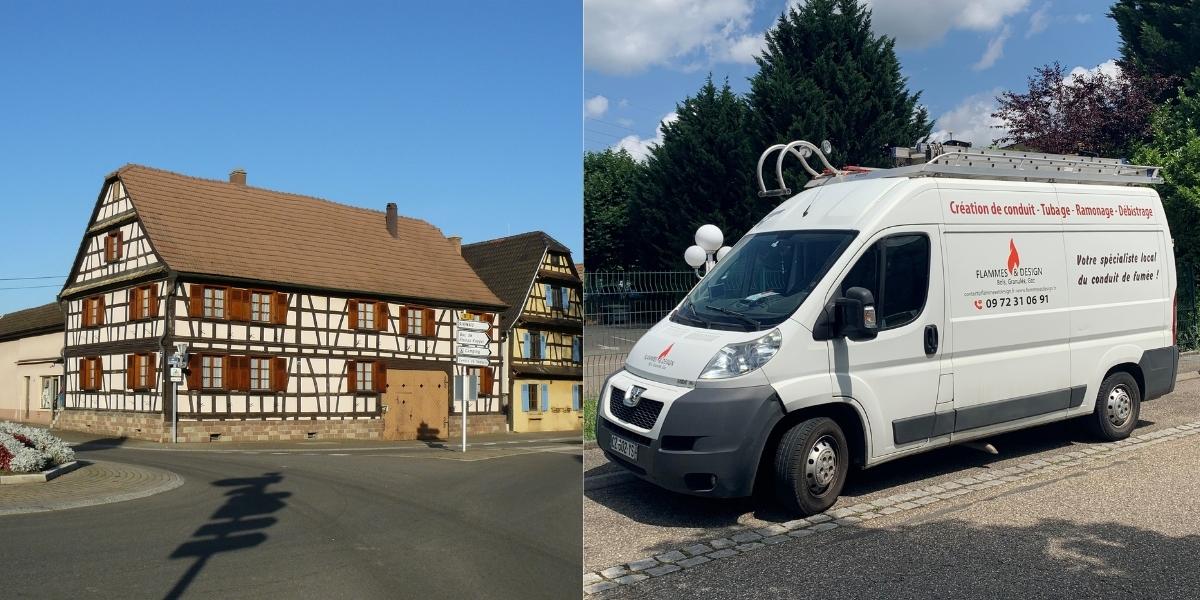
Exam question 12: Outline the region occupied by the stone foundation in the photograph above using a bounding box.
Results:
[53,409,165,442]
[446,413,509,437]
[0,408,53,426]
[52,409,383,443]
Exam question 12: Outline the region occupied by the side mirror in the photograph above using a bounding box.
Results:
[836,287,878,341]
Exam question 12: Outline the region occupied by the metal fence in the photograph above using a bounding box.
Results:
[1178,264,1199,352]
[584,271,696,397]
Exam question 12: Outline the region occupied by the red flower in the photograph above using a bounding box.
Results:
[0,446,12,471]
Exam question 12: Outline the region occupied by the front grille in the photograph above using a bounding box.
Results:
[608,386,664,430]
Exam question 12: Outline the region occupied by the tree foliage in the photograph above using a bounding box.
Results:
[631,77,758,270]
[583,148,640,271]
[1133,78,1200,270]
[748,0,930,190]
[993,62,1157,157]
[1110,0,1200,88]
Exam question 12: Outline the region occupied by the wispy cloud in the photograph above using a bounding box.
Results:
[973,25,1011,70]
[584,95,610,119]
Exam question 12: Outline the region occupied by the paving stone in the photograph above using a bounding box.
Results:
[870,497,897,508]
[682,544,713,557]
[857,512,880,521]
[782,518,812,530]
[731,531,763,543]
[834,517,861,525]
[734,542,764,552]
[614,574,648,585]
[895,501,919,510]
[974,472,997,481]
[809,522,838,532]
[807,513,832,524]
[627,558,659,572]
[762,535,789,545]
[848,503,875,513]
[600,566,629,579]
[967,483,988,491]
[940,481,962,490]
[583,573,602,585]
[654,550,687,563]
[645,564,682,577]
[829,507,857,518]
[709,538,736,550]
[585,581,619,594]
[788,529,814,538]
[936,492,958,500]
[678,556,711,569]
[1001,476,1022,483]
[880,506,903,514]
[709,548,738,559]
[915,496,940,505]
[953,477,979,486]
[755,524,788,537]
[924,485,946,494]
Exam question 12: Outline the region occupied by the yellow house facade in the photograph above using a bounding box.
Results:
[462,232,582,433]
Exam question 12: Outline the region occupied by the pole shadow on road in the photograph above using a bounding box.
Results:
[586,418,1155,530]
[164,472,290,600]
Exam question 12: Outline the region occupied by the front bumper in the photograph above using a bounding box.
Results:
[596,374,784,498]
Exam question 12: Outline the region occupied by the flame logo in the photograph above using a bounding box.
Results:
[658,343,674,360]
[1007,239,1020,273]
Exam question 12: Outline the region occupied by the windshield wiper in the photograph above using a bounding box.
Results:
[681,301,710,327]
[704,304,761,329]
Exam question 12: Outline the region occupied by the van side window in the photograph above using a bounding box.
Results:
[841,234,930,330]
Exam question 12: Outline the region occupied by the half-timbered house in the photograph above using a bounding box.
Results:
[462,232,582,432]
[57,165,507,442]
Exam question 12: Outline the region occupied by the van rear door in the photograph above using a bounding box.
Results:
[827,225,947,457]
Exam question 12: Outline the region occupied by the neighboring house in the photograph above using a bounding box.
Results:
[0,303,65,425]
[57,165,507,442]
[462,232,582,432]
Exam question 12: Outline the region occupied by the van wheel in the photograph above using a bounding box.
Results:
[1087,372,1141,441]
[773,417,848,516]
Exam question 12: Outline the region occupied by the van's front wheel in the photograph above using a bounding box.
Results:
[773,417,848,516]
[1087,372,1141,441]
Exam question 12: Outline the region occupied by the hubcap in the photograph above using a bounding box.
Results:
[1107,385,1133,427]
[805,435,838,494]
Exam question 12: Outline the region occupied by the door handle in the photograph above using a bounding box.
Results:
[923,324,939,356]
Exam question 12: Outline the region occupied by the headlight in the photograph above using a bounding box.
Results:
[699,329,782,379]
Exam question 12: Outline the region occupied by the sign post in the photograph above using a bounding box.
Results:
[455,314,492,453]
[169,343,187,444]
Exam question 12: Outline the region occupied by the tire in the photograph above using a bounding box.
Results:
[1086,371,1141,441]
[773,417,849,516]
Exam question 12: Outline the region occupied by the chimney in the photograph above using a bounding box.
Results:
[386,203,398,238]
[229,168,246,185]
[448,236,462,255]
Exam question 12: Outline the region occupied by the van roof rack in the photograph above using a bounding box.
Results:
[756,140,1163,196]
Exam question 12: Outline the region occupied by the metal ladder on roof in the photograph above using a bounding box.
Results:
[756,140,1163,197]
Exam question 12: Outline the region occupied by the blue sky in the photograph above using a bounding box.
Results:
[585,0,1121,157]
[0,1,581,314]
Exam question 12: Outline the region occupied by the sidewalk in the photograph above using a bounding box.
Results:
[50,428,580,453]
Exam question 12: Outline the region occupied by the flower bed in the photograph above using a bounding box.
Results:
[0,422,75,474]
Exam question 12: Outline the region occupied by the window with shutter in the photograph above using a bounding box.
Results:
[356,301,375,330]
[271,292,289,325]
[202,287,227,319]
[544,284,554,310]
[126,355,137,390]
[346,360,357,393]
[422,308,435,337]
[347,299,359,330]
[375,302,389,332]
[187,355,201,389]
[521,384,530,412]
[81,357,103,391]
[540,384,549,411]
[104,230,124,263]
[398,306,409,335]
[147,284,159,317]
[201,355,225,389]
[188,284,203,318]
[83,296,105,327]
[250,357,271,391]
[250,291,273,323]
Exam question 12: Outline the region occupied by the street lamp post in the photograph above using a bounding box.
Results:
[684,224,732,278]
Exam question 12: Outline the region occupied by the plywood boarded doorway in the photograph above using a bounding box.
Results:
[382,370,449,441]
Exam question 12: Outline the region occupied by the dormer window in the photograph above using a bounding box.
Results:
[103,230,124,263]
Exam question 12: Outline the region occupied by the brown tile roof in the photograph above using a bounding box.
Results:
[0,302,64,342]
[107,165,504,309]
[461,231,575,330]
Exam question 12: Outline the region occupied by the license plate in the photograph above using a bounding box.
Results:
[609,434,639,462]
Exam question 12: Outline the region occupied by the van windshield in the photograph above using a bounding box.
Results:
[673,230,856,331]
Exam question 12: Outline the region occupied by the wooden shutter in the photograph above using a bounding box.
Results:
[540,384,550,411]
[520,384,530,412]
[188,285,203,318]
[103,233,114,262]
[82,299,92,328]
[148,284,160,318]
[422,308,435,337]
[228,356,248,391]
[129,287,141,320]
[347,300,359,330]
[398,306,409,335]
[114,231,124,259]
[271,292,289,325]
[126,355,137,390]
[78,360,88,391]
[187,354,201,389]
[146,353,157,389]
[271,357,289,392]
[96,296,106,326]
[228,288,248,322]
[93,358,104,391]
[373,361,387,393]
[375,302,389,332]
[346,360,357,393]
[480,367,494,397]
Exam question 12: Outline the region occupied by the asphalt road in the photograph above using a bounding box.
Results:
[1,436,582,600]
[586,377,1200,598]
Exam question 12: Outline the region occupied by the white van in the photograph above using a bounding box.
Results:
[596,142,1179,515]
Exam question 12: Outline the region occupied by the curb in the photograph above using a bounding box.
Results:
[0,461,185,516]
[0,461,81,485]
[583,420,1200,595]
